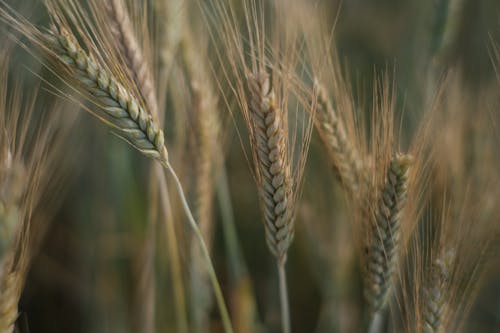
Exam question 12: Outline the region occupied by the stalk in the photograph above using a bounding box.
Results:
[165,162,234,333]
[157,165,188,333]
[278,261,291,333]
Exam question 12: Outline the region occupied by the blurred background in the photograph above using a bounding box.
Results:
[2,0,498,332]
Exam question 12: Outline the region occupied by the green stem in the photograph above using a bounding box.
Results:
[165,162,234,333]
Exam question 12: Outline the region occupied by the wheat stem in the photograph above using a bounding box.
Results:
[157,165,188,333]
[165,163,234,333]
[367,311,384,333]
[278,261,291,333]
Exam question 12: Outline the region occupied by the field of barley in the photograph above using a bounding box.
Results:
[0,0,499,332]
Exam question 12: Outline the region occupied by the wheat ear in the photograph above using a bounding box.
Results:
[313,80,365,193]
[45,26,168,163]
[105,0,158,118]
[189,81,220,332]
[248,72,293,333]
[423,249,455,333]
[44,24,233,333]
[248,73,293,261]
[365,154,412,320]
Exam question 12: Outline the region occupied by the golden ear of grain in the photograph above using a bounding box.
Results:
[365,153,412,313]
[45,26,168,163]
[248,72,293,263]
[313,80,365,194]
[422,249,455,333]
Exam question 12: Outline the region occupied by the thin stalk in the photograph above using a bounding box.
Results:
[165,162,234,333]
[278,261,291,333]
[157,165,188,333]
[367,312,384,333]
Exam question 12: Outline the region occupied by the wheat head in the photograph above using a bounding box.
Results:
[44,26,167,163]
[365,153,412,313]
[314,80,365,194]
[422,249,455,333]
[248,72,293,263]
